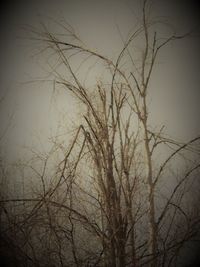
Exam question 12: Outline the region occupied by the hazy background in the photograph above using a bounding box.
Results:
[0,1,200,266]
[0,0,200,162]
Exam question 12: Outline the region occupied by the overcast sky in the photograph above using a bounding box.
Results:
[0,0,200,162]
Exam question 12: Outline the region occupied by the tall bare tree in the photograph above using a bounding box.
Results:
[1,1,200,266]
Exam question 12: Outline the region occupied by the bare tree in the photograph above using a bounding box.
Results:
[1,1,200,266]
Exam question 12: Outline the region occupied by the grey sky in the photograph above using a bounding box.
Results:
[0,0,200,162]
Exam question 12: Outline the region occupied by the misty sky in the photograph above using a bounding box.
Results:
[0,0,200,163]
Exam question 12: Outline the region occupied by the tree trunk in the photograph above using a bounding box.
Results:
[142,97,157,267]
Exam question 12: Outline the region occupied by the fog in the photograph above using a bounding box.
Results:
[0,0,199,162]
[0,0,200,266]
